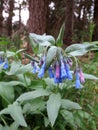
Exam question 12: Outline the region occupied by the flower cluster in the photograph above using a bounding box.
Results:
[0,56,9,70]
[31,54,73,81]
[31,52,85,89]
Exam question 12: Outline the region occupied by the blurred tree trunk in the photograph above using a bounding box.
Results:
[28,0,48,52]
[93,0,98,41]
[7,0,14,37]
[0,0,4,36]
[28,0,48,34]
[63,0,74,46]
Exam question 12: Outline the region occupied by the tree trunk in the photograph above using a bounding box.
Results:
[93,0,98,41]
[28,0,48,52]
[0,0,4,36]
[7,0,14,37]
[28,0,48,34]
[63,0,74,46]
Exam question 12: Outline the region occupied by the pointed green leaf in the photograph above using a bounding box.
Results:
[24,53,39,63]
[0,82,18,102]
[29,33,55,45]
[61,110,75,127]
[10,122,19,130]
[47,93,61,126]
[29,33,55,54]
[56,24,65,46]
[68,50,88,56]
[83,73,98,80]
[4,126,10,130]
[65,43,95,53]
[6,62,32,75]
[61,99,82,110]
[17,89,50,102]
[0,103,27,127]
[0,124,4,130]
[23,98,46,114]
[8,103,27,127]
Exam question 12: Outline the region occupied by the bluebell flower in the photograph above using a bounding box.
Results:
[0,57,9,70]
[38,61,46,78]
[55,61,60,78]
[48,66,54,78]
[75,72,81,89]
[54,76,62,83]
[79,69,85,83]
[60,60,67,79]
[3,59,9,70]
[31,61,40,74]
[65,63,73,80]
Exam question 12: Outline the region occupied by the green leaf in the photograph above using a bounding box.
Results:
[4,126,10,130]
[0,81,17,103]
[61,110,75,127]
[14,64,32,75]
[83,73,98,80]
[44,116,50,127]
[47,93,61,126]
[24,53,39,63]
[29,33,55,45]
[61,99,82,110]
[6,51,16,58]
[16,49,26,55]
[44,78,57,88]
[16,74,31,87]
[45,46,58,69]
[88,104,98,117]
[6,62,32,75]
[56,24,65,46]
[65,43,95,53]
[5,61,21,75]
[0,125,4,130]
[68,49,88,56]
[23,98,46,114]
[9,103,27,127]
[29,33,55,54]
[17,88,50,102]
[0,37,10,45]
[0,103,27,127]
[10,122,19,130]
[77,110,91,119]
[30,80,45,89]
